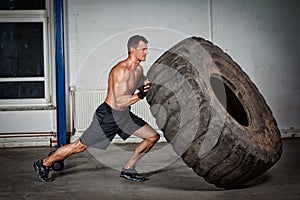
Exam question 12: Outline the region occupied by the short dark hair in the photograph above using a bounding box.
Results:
[127,35,148,54]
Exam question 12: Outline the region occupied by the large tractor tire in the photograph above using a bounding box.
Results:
[146,37,282,188]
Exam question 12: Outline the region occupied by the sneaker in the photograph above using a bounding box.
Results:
[33,159,53,182]
[120,167,146,182]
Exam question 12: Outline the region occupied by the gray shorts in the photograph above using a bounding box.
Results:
[80,102,147,149]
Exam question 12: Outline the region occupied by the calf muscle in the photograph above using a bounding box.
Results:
[43,139,86,167]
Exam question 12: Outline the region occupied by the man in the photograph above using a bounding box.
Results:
[33,35,160,182]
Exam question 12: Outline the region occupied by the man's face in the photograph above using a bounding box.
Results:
[133,41,148,61]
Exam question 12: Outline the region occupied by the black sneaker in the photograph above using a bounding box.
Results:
[33,159,53,182]
[120,167,146,182]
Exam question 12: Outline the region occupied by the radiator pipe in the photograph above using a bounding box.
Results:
[69,85,76,137]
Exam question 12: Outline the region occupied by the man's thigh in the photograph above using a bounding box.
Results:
[132,124,158,139]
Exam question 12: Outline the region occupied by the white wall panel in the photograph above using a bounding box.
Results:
[65,0,210,90]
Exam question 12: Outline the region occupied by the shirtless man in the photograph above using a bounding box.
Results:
[33,35,160,182]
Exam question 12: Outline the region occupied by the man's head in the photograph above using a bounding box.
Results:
[127,35,149,59]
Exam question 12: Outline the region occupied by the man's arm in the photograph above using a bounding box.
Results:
[137,79,150,99]
[136,67,150,98]
[112,69,141,109]
[136,66,147,88]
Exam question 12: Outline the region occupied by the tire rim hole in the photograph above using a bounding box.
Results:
[210,75,249,127]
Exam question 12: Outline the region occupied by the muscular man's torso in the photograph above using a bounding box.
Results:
[105,59,144,111]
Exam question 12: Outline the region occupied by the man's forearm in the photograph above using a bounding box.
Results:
[115,94,141,109]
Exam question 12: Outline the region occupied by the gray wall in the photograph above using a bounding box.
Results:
[212,0,300,129]
[65,0,300,132]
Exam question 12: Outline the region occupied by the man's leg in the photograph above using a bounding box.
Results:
[120,124,160,181]
[43,139,87,166]
[124,124,159,169]
[33,139,86,182]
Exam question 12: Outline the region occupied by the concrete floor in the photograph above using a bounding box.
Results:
[0,138,299,200]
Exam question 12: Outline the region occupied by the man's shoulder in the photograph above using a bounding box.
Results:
[117,60,128,68]
[136,65,143,72]
[111,61,129,75]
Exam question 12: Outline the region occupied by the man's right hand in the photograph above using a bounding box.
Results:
[137,80,150,99]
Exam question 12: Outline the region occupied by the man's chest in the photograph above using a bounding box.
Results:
[127,69,142,91]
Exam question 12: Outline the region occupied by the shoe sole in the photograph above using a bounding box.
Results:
[33,162,53,183]
[120,174,145,182]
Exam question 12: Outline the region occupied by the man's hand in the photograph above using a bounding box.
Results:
[137,79,150,99]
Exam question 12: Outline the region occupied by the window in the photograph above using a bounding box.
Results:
[0,0,52,106]
[0,0,45,10]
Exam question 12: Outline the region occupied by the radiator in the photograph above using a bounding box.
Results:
[74,90,158,132]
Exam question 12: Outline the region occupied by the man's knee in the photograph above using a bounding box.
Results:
[147,133,160,144]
